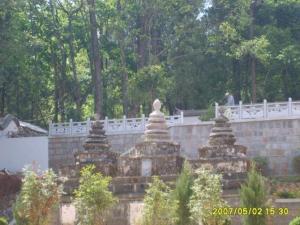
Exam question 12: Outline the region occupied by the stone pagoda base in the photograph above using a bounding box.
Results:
[75,150,119,176]
[119,141,183,177]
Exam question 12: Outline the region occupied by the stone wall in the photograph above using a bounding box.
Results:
[170,118,300,175]
[49,117,300,175]
[49,134,142,172]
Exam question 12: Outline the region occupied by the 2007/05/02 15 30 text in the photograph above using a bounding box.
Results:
[212,207,289,216]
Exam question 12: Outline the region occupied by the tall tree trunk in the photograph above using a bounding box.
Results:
[67,17,82,119]
[87,0,103,118]
[232,59,241,102]
[58,2,83,120]
[51,45,59,122]
[136,13,148,70]
[117,0,129,116]
[120,46,129,116]
[250,1,257,103]
[59,47,67,122]
[1,86,5,116]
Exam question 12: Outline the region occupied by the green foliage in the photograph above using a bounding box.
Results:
[189,167,230,225]
[200,103,215,121]
[172,161,194,225]
[2,0,300,122]
[0,217,8,225]
[142,176,178,225]
[290,217,300,225]
[13,167,62,225]
[276,190,298,199]
[292,155,300,174]
[253,156,269,175]
[240,164,269,225]
[74,165,117,225]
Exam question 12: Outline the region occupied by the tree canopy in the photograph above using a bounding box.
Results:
[1,0,300,126]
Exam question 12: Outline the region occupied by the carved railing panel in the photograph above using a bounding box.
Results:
[49,114,183,136]
[216,99,300,121]
[242,104,264,119]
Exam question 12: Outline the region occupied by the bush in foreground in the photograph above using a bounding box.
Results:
[290,217,300,225]
[142,176,178,225]
[13,167,62,225]
[189,167,230,225]
[74,165,117,225]
[240,163,269,225]
[172,161,194,225]
[0,217,8,225]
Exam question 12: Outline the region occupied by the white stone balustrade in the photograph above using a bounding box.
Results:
[49,112,184,136]
[216,98,300,120]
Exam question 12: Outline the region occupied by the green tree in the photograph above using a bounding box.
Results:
[13,167,62,225]
[189,167,229,225]
[74,165,117,225]
[290,217,300,225]
[142,176,178,225]
[172,161,194,225]
[240,163,269,225]
[0,217,8,225]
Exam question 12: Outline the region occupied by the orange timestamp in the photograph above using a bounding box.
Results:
[212,207,289,216]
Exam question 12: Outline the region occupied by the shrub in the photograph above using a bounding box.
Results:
[290,217,300,225]
[292,155,300,174]
[200,103,215,121]
[276,190,297,198]
[0,217,8,225]
[74,165,117,225]
[142,176,178,225]
[172,161,194,225]
[240,163,269,225]
[253,156,269,176]
[13,167,62,225]
[189,167,230,225]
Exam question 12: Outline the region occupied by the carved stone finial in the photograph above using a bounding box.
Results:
[218,106,226,117]
[153,99,161,112]
[143,99,171,142]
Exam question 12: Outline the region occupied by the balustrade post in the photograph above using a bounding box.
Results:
[87,118,91,134]
[142,114,146,129]
[48,121,52,136]
[239,101,242,120]
[288,97,292,116]
[215,102,219,118]
[105,116,108,131]
[180,111,184,124]
[263,99,267,119]
[69,119,73,135]
[123,115,127,130]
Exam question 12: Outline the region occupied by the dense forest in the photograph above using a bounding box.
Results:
[0,0,300,127]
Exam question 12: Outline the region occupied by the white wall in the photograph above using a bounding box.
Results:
[0,136,48,172]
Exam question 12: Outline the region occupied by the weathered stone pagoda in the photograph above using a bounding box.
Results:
[75,116,118,176]
[190,107,249,188]
[60,116,119,195]
[113,99,183,197]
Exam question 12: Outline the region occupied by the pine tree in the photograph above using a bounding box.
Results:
[172,161,194,225]
[240,163,268,225]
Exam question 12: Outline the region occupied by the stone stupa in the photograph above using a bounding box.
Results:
[74,114,119,176]
[118,99,183,178]
[190,107,249,188]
